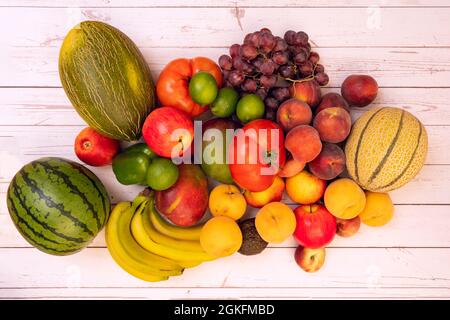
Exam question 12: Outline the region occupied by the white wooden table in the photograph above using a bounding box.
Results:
[1,0,450,300]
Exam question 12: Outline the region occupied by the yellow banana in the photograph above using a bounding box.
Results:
[176,260,204,268]
[131,203,215,262]
[141,204,204,252]
[106,201,183,281]
[149,203,203,240]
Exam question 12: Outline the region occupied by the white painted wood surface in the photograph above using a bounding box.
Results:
[1,0,450,299]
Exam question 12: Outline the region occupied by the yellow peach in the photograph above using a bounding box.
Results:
[359,191,394,227]
[255,202,296,243]
[324,178,366,219]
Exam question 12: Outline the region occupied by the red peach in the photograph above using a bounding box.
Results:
[308,143,346,180]
[341,74,378,107]
[336,216,361,237]
[278,156,306,178]
[285,125,322,163]
[290,80,322,108]
[316,92,350,114]
[313,107,351,143]
[276,99,312,131]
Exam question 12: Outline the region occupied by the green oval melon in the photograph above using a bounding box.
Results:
[7,157,111,256]
[59,21,155,141]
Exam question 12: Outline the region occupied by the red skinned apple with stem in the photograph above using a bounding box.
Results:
[294,204,336,249]
[142,106,194,158]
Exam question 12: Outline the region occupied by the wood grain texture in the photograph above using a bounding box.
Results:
[1,248,450,289]
[1,1,450,300]
[3,0,450,8]
[3,47,450,87]
[2,7,450,48]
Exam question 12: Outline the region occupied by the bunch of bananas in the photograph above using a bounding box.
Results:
[106,192,215,282]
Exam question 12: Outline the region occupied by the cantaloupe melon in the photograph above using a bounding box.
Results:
[345,107,428,192]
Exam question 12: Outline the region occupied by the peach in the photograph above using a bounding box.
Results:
[313,107,351,143]
[244,176,285,208]
[285,125,322,163]
[359,191,394,227]
[278,156,306,178]
[316,92,350,114]
[290,80,322,108]
[324,178,366,219]
[336,216,361,237]
[294,246,326,273]
[286,170,326,204]
[341,74,378,107]
[308,143,346,180]
[276,99,312,131]
[255,202,296,243]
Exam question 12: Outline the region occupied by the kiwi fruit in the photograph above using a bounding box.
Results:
[238,218,268,255]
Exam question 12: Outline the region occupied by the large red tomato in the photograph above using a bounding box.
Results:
[294,204,336,248]
[156,57,222,118]
[229,119,286,192]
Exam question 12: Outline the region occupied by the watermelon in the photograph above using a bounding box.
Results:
[7,157,110,256]
[59,21,155,141]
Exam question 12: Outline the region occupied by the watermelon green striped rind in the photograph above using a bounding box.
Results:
[59,21,155,141]
[7,157,111,256]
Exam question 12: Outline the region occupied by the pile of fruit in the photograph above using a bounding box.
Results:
[6,21,428,280]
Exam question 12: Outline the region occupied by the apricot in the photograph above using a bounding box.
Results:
[277,99,313,131]
[341,74,378,107]
[313,107,351,143]
[324,178,366,219]
[255,202,296,243]
[290,80,322,108]
[200,216,243,258]
[286,170,326,205]
[308,143,346,180]
[359,191,394,227]
[285,125,322,163]
[316,92,350,114]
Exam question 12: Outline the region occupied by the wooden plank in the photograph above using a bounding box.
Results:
[1,287,449,300]
[3,0,450,8]
[1,204,450,248]
[2,87,450,126]
[2,7,450,48]
[0,247,449,288]
[3,47,450,87]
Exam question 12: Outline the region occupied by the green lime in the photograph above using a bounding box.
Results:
[236,94,265,123]
[125,143,158,160]
[146,158,179,191]
[189,72,218,105]
[211,87,239,118]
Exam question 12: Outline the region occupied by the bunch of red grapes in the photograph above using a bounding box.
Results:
[218,28,329,119]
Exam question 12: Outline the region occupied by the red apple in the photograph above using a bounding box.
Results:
[229,119,286,192]
[294,246,326,273]
[74,127,119,166]
[155,164,208,227]
[294,204,336,248]
[142,106,194,158]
